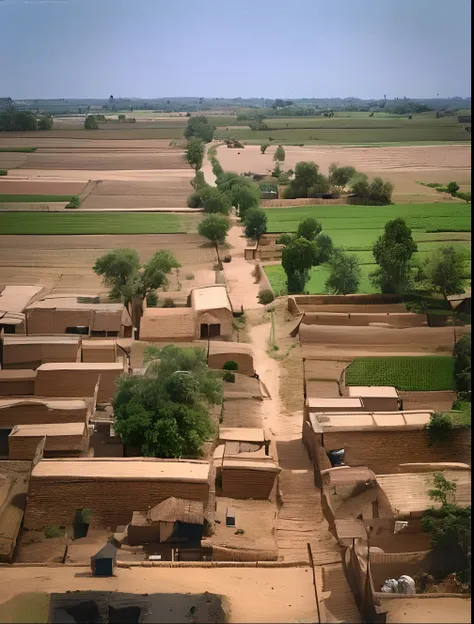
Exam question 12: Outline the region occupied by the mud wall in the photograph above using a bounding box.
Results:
[300,312,426,328]
[221,467,278,500]
[253,263,274,298]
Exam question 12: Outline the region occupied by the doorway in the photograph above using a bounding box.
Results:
[200,323,220,339]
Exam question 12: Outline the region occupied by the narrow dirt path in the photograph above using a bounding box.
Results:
[224,221,261,311]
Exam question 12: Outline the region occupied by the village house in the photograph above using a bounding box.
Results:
[0,370,37,396]
[8,422,88,459]
[25,294,133,338]
[24,458,213,530]
[140,285,234,342]
[0,335,81,369]
[0,285,45,334]
[203,341,255,376]
[303,410,471,480]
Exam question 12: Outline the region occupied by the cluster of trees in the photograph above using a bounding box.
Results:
[349,174,394,205]
[93,248,180,334]
[113,345,222,458]
[184,115,215,143]
[282,162,331,199]
[0,109,53,131]
[84,115,99,130]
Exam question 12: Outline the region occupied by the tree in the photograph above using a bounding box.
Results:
[283,161,329,199]
[325,249,361,295]
[185,137,205,171]
[296,218,322,241]
[282,237,319,294]
[422,245,467,299]
[84,115,99,130]
[349,175,393,205]
[260,143,269,154]
[198,214,230,263]
[231,182,260,219]
[244,208,267,239]
[184,115,215,142]
[0,109,38,131]
[314,232,334,263]
[370,218,418,294]
[328,163,357,189]
[37,115,53,130]
[454,334,471,394]
[200,186,232,215]
[113,345,222,458]
[446,181,460,196]
[93,249,140,299]
[274,145,286,162]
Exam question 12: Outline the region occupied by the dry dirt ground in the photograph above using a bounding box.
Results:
[0,234,216,297]
[214,143,471,203]
[0,567,318,624]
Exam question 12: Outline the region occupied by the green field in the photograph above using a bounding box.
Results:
[345,356,455,391]
[0,212,199,234]
[0,147,37,153]
[0,194,76,203]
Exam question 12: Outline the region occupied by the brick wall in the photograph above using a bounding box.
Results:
[0,403,88,428]
[221,468,278,500]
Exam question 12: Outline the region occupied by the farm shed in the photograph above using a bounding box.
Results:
[0,285,45,335]
[34,362,126,404]
[139,308,195,342]
[0,398,89,429]
[205,341,255,376]
[303,410,471,478]
[190,285,233,340]
[25,295,133,338]
[24,458,212,530]
[447,291,471,315]
[8,422,87,459]
[0,370,36,396]
[347,386,401,411]
[128,497,205,546]
[81,339,118,363]
[1,335,81,369]
[90,542,117,576]
[221,457,280,500]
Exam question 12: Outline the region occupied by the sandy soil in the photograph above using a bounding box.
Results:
[215,144,471,203]
[0,567,318,624]
[381,596,471,623]
[0,180,87,195]
[17,151,188,171]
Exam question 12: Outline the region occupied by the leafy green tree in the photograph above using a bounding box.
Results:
[0,109,38,131]
[260,143,269,154]
[200,186,232,215]
[422,245,468,299]
[296,218,322,241]
[274,145,286,162]
[184,115,215,142]
[93,248,141,299]
[216,173,260,218]
[244,207,267,239]
[37,115,53,130]
[84,115,99,130]
[187,192,203,208]
[328,163,357,189]
[370,218,418,294]
[446,181,460,196]
[185,137,205,170]
[350,175,393,205]
[314,232,334,263]
[113,345,222,458]
[456,191,471,203]
[283,161,329,199]
[282,237,319,293]
[198,214,230,263]
[191,170,207,191]
[325,249,361,294]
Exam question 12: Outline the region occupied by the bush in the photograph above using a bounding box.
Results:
[425,412,454,446]
[162,297,175,308]
[0,169,7,176]
[187,192,202,208]
[258,288,275,305]
[223,255,232,263]
[65,195,81,209]
[223,360,238,371]
[223,371,235,383]
[185,273,195,280]
[84,115,99,130]
[44,525,64,539]
[146,291,158,307]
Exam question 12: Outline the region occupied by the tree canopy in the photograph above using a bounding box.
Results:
[328,163,356,189]
[84,115,99,130]
[0,109,38,131]
[325,249,361,295]
[296,217,323,241]
[185,137,205,171]
[349,174,393,205]
[184,115,215,143]
[198,214,230,246]
[200,186,232,215]
[274,145,286,162]
[370,218,418,294]
[113,345,222,458]
[244,207,267,239]
[421,245,468,299]
[283,161,330,199]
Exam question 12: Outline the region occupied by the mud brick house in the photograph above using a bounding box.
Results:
[0,370,36,396]
[0,398,90,428]
[220,457,280,499]
[347,387,401,412]
[204,341,255,377]
[303,410,471,479]
[140,285,233,342]
[34,361,126,403]
[0,285,44,335]
[81,340,118,363]
[8,422,88,459]
[305,397,364,421]
[0,335,81,369]
[25,294,133,338]
[24,458,212,530]
[128,497,205,546]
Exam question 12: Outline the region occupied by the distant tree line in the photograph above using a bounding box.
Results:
[0,109,53,131]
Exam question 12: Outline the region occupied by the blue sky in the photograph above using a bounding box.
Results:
[0,0,471,99]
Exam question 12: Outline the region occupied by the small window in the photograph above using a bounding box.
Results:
[65,326,89,336]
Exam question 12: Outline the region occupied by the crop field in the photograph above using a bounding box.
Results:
[0,212,200,234]
[0,193,76,203]
[344,356,455,391]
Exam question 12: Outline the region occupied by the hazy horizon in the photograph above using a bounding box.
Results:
[0,0,471,100]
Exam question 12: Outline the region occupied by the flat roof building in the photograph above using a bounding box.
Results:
[8,422,87,459]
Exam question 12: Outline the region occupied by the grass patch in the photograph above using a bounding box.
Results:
[0,194,76,203]
[0,147,37,153]
[0,211,198,234]
[0,593,50,624]
[448,401,471,428]
[345,356,455,391]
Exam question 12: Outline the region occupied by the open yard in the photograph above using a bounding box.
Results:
[344,356,455,391]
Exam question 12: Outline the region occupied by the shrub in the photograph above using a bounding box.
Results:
[65,195,81,209]
[187,192,202,208]
[425,412,454,446]
[44,525,64,539]
[146,290,158,307]
[0,169,7,176]
[223,255,232,263]
[185,273,195,280]
[162,297,175,308]
[223,360,238,371]
[258,288,275,305]
[223,371,235,383]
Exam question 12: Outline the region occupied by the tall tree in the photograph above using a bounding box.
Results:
[282,237,319,294]
[184,115,215,142]
[325,249,361,295]
[200,186,232,216]
[185,137,205,170]
[198,214,230,264]
[274,145,286,162]
[244,208,267,239]
[370,218,418,293]
[422,245,468,299]
[296,217,322,241]
[113,345,222,458]
[328,163,357,189]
